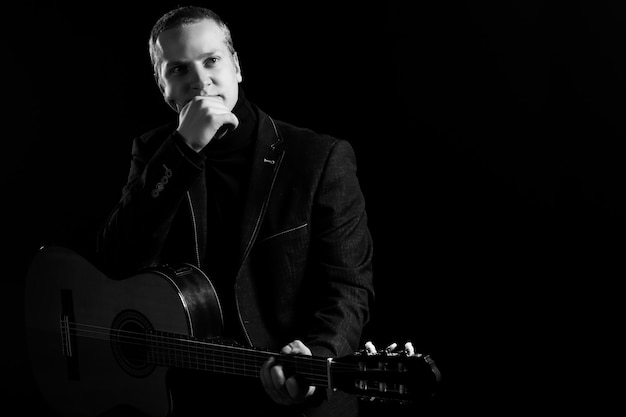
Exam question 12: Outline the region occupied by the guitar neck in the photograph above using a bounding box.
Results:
[144,330,331,388]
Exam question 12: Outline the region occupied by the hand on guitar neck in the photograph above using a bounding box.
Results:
[260,340,316,406]
[259,337,433,407]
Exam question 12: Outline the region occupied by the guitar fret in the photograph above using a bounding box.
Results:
[173,337,179,367]
[147,332,153,364]
[180,337,187,367]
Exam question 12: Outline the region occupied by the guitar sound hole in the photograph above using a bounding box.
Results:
[110,309,155,377]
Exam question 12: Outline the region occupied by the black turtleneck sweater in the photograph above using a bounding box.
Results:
[173,88,257,341]
[201,90,256,282]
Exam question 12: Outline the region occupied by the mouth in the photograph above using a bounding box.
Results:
[198,92,223,100]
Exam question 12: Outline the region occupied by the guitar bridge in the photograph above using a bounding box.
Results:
[60,288,79,380]
[60,315,72,357]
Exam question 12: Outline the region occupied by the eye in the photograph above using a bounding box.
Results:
[204,57,220,67]
[167,65,187,76]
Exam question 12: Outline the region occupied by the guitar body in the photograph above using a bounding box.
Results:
[24,246,440,416]
[24,246,223,417]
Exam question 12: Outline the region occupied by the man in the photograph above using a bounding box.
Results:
[97,6,374,416]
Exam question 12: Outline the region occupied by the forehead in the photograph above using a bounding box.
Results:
[156,19,228,61]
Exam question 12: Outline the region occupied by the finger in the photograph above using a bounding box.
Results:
[180,95,229,115]
[261,356,292,405]
[285,375,303,401]
[285,375,316,402]
[280,341,315,402]
[259,356,273,392]
[281,339,312,356]
[212,113,239,140]
[189,97,238,130]
[270,363,293,405]
[217,112,239,130]
[191,94,229,106]
[260,357,286,405]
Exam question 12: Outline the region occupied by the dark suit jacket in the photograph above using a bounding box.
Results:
[97,104,374,416]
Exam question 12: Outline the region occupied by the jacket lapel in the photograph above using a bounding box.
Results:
[187,177,208,268]
[237,110,284,267]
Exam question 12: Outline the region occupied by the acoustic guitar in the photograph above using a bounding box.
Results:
[24,246,440,416]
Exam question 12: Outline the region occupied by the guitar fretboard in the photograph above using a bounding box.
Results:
[66,321,333,387]
[147,330,330,386]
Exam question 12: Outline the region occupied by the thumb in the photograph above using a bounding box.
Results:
[281,340,311,356]
[221,112,240,130]
[214,113,240,139]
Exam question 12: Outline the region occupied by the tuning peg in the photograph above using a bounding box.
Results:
[364,341,377,355]
[384,342,398,354]
[403,341,422,357]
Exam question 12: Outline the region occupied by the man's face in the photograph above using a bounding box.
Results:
[156,19,242,112]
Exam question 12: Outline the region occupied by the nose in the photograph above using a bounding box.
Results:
[189,65,212,90]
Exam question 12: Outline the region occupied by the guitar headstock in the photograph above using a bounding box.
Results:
[331,342,441,404]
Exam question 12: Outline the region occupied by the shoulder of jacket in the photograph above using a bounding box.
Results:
[137,121,177,145]
[268,116,342,151]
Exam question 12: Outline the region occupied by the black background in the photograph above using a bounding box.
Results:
[3,1,623,415]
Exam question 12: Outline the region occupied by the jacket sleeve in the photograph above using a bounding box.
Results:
[301,139,375,360]
[97,133,206,278]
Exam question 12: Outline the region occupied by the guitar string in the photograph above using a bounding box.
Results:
[70,331,330,385]
[62,321,365,384]
[75,329,331,384]
[63,321,419,392]
[64,321,364,368]
[65,320,415,373]
[67,339,417,395]
[71,331,416,398]
[61,322,419,396]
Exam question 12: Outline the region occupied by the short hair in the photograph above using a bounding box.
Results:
[148,6,235,78]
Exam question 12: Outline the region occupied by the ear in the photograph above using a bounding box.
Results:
[154,72,165,93]
[154,72,178,112]
[233,52,243,83]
